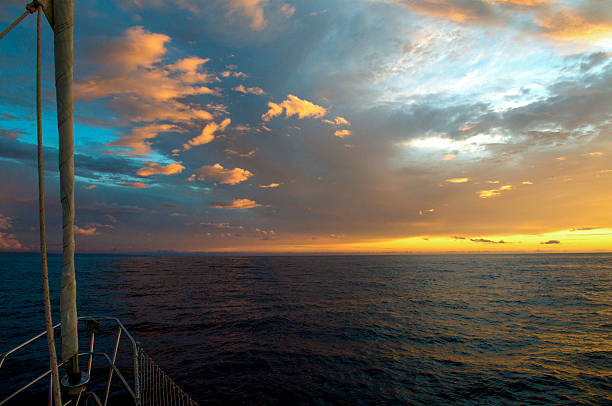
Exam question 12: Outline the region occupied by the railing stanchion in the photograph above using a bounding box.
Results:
[103,326,122,406]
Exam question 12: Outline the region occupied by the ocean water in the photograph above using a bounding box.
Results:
[0,253,611,405]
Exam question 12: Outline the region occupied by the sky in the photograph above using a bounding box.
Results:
[0,0,611,253]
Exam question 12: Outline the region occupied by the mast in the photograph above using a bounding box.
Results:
[53,0,79,380]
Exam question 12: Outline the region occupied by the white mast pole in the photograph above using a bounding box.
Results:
[53,0,79,379]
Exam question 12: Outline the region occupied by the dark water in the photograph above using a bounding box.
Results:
[1,253,611,405]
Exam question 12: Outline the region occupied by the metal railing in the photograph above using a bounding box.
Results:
[0,316,198,406]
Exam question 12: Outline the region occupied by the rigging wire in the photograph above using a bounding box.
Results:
[0,10,31,40]
[34,4,63,405]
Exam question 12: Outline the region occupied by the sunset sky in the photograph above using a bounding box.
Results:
[0,0,611,253]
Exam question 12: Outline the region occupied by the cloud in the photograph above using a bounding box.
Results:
[74,225,98,235]
[225,148,257,158]
[76,26,217,156]
[325,116,351,126]
[334,129,352,138]
[452,236,466,239]
[540,240,561,244]
[256,228,277,239]
[200,222,244,230]
[221,70,248,79]
[383,0,612,43]
[570,227,597,231]
[195,163,253,185]
[334,116,350,125]
[260,183,280,188]
[227,0,269,30]
[85,185,98,190]
[110,124,178,156]
[0,214,13,230]
[184,119,231,150]
[443,154,456,160]
[280,3,295,17]
[470,238,508,243]
[210,198,261,209]
[262,95,327,121]
[536,10,612,42]
[445,177,470,183]
[0,233,22,249]
[0,113,18,120]
[168,57,215,84]
[76,28,215,102]
[0,214,22,250]
[122,182,148,188]
[233,84,266,95]
[0,129,25,139]
[137,162,185,176]
[478,185,513,198]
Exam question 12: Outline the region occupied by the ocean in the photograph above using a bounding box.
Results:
[1,253,611,405]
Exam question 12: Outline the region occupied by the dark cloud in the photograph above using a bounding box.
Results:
[0,129,24,139]
[540,240,561,244]
[470,238,508,244]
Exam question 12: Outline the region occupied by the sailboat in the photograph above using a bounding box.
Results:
[0,1,197,404]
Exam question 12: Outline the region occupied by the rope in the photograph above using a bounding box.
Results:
[138,349,199,406]
[0,10,32,40]
[35,6,63,406]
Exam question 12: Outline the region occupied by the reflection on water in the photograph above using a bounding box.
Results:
[1,253,611,404]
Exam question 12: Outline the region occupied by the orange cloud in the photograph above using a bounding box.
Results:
[76,26,218,157]
[221,70,248,79]
[386,0,611,43]
[260,183,280,188]
[537,11,612,42]
[84,185,97,190]
[334,129,352,138]
[443,154,456,161]
[324,116,350,126]
[446,177,470,183]
[211,198,261,209]
[137,162,185,176]
[195,163,253,185]
[110,124,178,155]
[168,57,215,84]
[76,28,215,102]
[122,182,148,189]
[233,84,266,95]
[0,232,22,249]
[478,184,513,198]
[74,225,98,235]
[262,95,327,121]
[184,118,231,150]
[334,116,350,125]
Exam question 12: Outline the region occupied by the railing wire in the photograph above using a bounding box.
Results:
[137,349,198,406]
